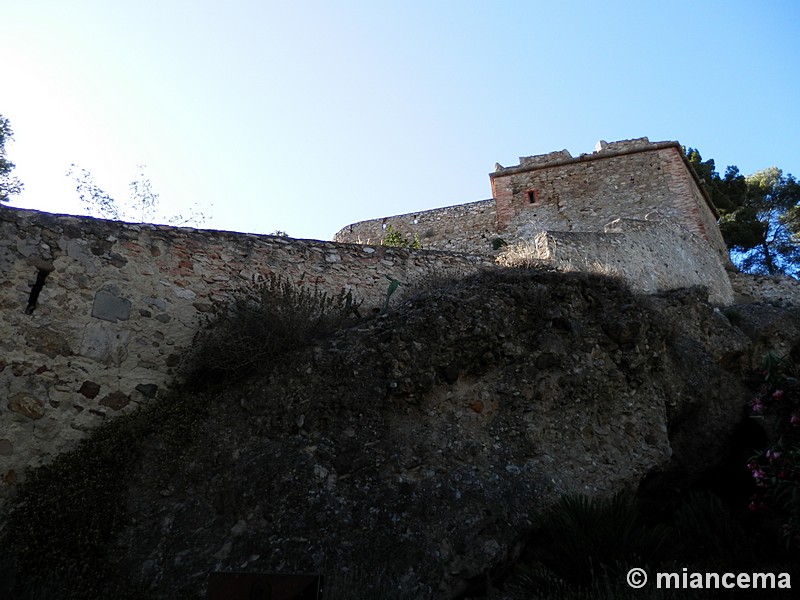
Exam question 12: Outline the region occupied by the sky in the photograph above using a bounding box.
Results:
[2,1,799,241]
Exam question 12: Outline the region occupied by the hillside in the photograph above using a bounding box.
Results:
[2,268,799,599]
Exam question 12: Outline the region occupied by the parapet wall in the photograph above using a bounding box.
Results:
[0,206,494,499]
[334,199,499,253]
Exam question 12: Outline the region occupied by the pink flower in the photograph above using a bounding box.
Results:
[772,389,785,400]
[751,400,765,414]
[752,468,766,480]
[791,414,800,427]
[766,449,782,461]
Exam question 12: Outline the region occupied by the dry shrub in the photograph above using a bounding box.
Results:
[182,274,359,388]
[497,234,623,280]
[496,232,553,268]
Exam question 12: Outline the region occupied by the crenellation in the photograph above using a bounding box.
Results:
[519,149,573,167]
[593,137,652,154]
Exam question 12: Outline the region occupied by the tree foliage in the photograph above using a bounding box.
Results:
[686,148,800,277]
[0,114,24,202]
[67,163,209,226]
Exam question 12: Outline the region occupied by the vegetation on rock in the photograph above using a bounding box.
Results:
[1,269,799,599]
[0,390,213,599]
[746,353,800,548]
[182,273,360,389]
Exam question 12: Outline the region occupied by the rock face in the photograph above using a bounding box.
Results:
[107,270,758,598]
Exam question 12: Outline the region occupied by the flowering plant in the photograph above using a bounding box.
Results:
[747,354,800,548]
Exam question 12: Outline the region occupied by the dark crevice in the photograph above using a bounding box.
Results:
[25,269,50,315]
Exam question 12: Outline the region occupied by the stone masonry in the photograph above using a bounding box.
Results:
[334,199,499,254]
[3,136,796,505]
[335,137,738,305]
[336,138,730,266]
[490,138,731,267]
[0,206,493,500]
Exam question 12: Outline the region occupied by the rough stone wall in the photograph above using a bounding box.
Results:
[490,138,732,267]
[729,271,800,307]
[333,199,499,254]
[0,137,761,503]
[335,138,732,283]
[0,206,494,499]
[528,218,735,305]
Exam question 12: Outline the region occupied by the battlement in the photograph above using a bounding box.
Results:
[497,137,669,172]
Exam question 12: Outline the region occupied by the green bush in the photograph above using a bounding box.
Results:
[381,224,421,249]
[182,274,359,388]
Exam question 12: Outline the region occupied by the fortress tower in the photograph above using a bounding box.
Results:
[490,138,730,266]
[335,137,731,268]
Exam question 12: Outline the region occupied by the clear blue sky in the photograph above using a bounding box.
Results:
[3,1,799,241]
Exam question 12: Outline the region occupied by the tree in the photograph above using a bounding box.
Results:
[685,148,747,215]
[733,168,800,276]
[67,164,209,226]
[0,114,24,202]
[686,148,800,278]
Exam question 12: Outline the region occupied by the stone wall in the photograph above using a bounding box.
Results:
[523,218,735,305]
[0,206,494,499]
[333,199,499,254]
[729,271,800,307]
[490,138,732,267]
[1,136,772,503]
[335,139,733,282]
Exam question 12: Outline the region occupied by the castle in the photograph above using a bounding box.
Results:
[335,137,728,259]
[336,137,735,303]
[1,137,797,503]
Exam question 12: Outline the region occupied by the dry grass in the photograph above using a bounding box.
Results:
[496,233,623,279]
[495,232,554,267]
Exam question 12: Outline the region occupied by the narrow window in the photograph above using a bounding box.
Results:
[526,189,539,204]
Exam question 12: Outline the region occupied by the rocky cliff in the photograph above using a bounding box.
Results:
[2,268,799,599]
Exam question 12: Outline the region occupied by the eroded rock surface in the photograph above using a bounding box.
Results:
[110,270,763,598]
